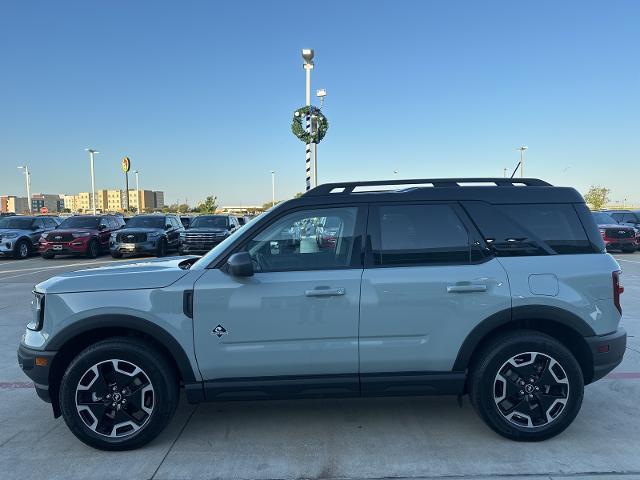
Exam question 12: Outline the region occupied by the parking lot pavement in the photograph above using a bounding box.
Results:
[0,253,639,479]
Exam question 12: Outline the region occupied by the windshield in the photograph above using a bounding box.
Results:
[125,216,166,229]
[58,216,100,229]
[592,212,617,225]
[0,217,34,229]
[189,216,229,229]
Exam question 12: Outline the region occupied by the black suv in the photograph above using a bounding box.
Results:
[179,215,240,255]
[109,214,184,258]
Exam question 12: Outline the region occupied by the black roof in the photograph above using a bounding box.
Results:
[294,178,584,205]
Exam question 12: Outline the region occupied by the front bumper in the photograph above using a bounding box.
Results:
[17,343,57,403]
[603,238,636,250]
[110,239,158,254]
[586,327,627,383]
[180,241,222,254]
[39,240,89,255]
[0,239,16,255]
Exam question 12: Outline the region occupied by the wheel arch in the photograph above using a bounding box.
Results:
[46,314,197,417]
[454,306,596,386]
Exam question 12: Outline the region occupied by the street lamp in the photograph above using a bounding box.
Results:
[17,166,31,213]
[85,148,99,214]
[134,170,140,213]
[271,170,275,207]
[302,49,314,191]
[516,146,528,178]
[316,88,327,108]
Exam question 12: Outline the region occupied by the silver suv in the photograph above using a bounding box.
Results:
[17,178,627,450]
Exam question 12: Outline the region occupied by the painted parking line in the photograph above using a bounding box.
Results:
[0,258,136,280]
[618,258,640,264]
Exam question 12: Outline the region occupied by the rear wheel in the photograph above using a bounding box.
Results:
[469,330,583,441]
[14,239,31,259]
[59,337,179,451]
[86,239,99,258]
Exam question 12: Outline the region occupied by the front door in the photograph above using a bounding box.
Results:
[359,202,511,394]
[193,205,366,400]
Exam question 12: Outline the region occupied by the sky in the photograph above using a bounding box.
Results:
[1,0,639,206]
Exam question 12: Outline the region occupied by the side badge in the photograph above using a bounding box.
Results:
[212,324,227,338]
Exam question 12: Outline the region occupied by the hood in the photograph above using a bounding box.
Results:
[597,223,633,229]
[0,228,31,236]
[36,257,194,294]
[119,227,164,234]
[186,227,228,233]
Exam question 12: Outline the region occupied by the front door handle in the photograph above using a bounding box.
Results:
[305,287,346,297]
[447,284,488,293]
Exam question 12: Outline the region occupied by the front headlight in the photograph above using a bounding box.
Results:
[28,291,45,331]
[72,232,91,238]
[3,232,17,238]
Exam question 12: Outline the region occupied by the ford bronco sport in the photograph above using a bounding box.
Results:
[18,178,626,450]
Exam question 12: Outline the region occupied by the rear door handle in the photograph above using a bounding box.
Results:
[305,287,346,297]
[447,284,488,293]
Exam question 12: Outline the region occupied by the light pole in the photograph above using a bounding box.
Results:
[134,170,140,213]
[85,148,99,214]
[517,146,528,178]
[302,49,314,191]
[17,165,31,213]
[271,170,275,207]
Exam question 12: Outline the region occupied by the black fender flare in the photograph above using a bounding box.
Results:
[46,314,197,383]
[453,305,596,371]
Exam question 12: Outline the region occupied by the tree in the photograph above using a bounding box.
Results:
[584,186,610,210]
[294,192,304,198]
[195,196,218,213]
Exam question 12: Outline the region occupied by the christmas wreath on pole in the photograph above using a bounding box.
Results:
[291,105,329,144]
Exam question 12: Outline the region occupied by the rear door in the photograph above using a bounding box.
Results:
[192,205,366,398]
[359,202,511,394]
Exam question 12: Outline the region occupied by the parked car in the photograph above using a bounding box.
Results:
[18,178,626,450]
[315,215,342,249]
[178,215,240,255]
[0,216,59,259]
[39,215,125,259]
[109,214,183,258]
[604,209,640,250]
[592,211,636,253]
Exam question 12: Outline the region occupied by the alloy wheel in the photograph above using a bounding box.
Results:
[75,359,155,438]
[493,351,569,428]
[19,242,29,258]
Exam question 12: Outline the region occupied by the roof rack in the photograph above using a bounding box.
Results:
[304,178,552,196]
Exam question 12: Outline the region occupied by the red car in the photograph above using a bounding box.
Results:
[592,212,636,253]
[39,215,125,259]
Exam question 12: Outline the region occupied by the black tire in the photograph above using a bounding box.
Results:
[156,238,167,257]
[469,330,583,441]
[41,251,55,259]
[14,239,31,259]
[86,239,100,258]
[622,246,636,254]
[58,337,179,451]
[111,251,123,259]
[178,246,184,256]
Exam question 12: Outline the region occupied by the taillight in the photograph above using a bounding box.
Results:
[613,270,624,314]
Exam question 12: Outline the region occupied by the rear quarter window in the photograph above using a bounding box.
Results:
[463,202,594,256]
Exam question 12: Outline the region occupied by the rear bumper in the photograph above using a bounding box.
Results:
[586,327,627,383]
[17,343,57,403]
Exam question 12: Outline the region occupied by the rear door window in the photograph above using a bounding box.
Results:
[369,204,471,266]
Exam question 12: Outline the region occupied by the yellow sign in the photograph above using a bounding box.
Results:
[121,157,131,173]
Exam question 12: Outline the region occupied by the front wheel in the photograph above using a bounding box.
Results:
[622,246,636,253]
[469,330,584,441]
[41,251,55,259]
[111,251,123,259]
[59,338,179,450]
[14,239,31,259]
[86,239,100,258]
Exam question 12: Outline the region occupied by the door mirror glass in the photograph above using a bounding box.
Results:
[227,252,254,277]
[98,224,107,231]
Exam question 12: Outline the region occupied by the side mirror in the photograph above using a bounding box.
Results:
[228,224,234,230]
[226,252,254,277]
[32,225,40,231]
[165,224,172,230]
[98,224,107,231]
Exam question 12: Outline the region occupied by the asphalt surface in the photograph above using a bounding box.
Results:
[0,252,639,480]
